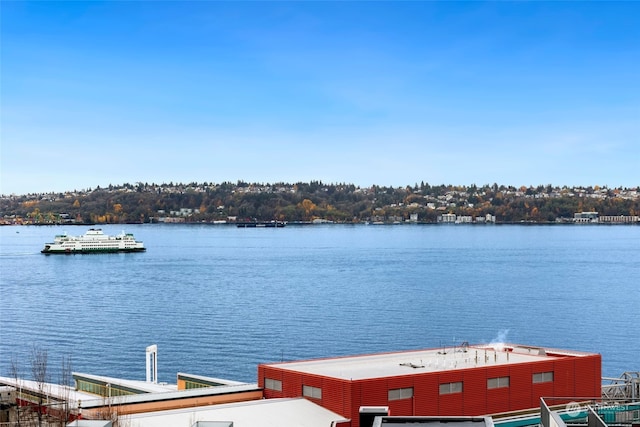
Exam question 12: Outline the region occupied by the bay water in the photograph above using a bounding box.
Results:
[1,224,638,384]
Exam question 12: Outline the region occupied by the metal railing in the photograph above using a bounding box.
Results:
[540,398,640,427]
[602,372,640,401]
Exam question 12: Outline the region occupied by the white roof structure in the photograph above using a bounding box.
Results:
[73,372,178,393]
[0,372,259,410]
[71,372,259,409]
[0,375,97,402]
[67,421,112,427]
[263,344,595,381]
[125,398,350,427]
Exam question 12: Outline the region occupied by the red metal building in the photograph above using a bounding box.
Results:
[258,344,601,427]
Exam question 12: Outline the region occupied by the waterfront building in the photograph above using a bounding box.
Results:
[456,216,473,223]
[259,343,601,427]
[599,215,640,223]
[574,212,599,223]
[440,213,457,223]
[0,343,606,427]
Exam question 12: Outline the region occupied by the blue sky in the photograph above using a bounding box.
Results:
[1,1,638,195]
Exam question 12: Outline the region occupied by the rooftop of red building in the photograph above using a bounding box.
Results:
[261,343,599,380]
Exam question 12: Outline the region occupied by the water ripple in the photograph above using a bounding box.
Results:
[1,224,638,383]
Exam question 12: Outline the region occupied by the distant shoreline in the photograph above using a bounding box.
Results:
[2,221,638,227]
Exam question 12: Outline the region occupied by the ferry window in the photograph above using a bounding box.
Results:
[488,376,510,389]
[533,372,554,383]
[303,385,322,399]
[389,387,413,401]
[439,381,463,395]
[265,378,282,391]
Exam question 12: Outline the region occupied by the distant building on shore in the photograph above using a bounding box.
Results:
[599,215,640,223]
[574,211,599,223]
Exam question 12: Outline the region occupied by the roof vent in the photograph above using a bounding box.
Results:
[399,362,425,369]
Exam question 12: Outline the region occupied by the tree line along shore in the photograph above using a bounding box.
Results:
[1,181,639,225]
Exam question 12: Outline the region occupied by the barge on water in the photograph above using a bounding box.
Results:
[236,221,286,228]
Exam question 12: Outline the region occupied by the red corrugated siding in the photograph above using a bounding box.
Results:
[261,366,284,399]
[486,386,510,415]
[389,397,413,416]
[387,375,413,389]
[386,374,416,416]
[282,369,303,398]
[531,381,554,407]
[552,358,575,401]
[414,372,439,416]
[350,382,362,427]
[437,372,464,415]
[302,373,323,388]
[509,363,532,410]
[485,365,511,414]
[574,355,601,398]
[258,349,601,425]
[359,378,389,407]
[484,365,511,380]
[257,366,264,387]
[530,360,556,408]
[324,378,349,418]
[341,380,353,421]
[593,355,602,397]
[439,394,464,415]
[463,368,487,415]
[438,371,464,384]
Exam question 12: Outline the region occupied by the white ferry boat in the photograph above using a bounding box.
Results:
[41,228,146,254]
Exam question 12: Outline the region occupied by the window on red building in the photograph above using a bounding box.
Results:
[487,376,510,389]
[532,372,554,383]
[388,387,413,401]
[265,378,282,391]
[439,381,463,394]
[303,385,322,399]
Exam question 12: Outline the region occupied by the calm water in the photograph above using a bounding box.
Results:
[0,224,638,384]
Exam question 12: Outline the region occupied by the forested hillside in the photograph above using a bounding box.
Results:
[1,181,638,224]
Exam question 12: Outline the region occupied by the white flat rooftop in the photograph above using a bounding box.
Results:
[264,344,594,381]
[73,372,178,393]
[71,372,259,409]
[126,397,349,427]
[0,376,98,402]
